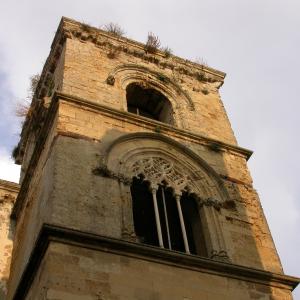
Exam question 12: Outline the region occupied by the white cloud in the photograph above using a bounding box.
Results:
[0,147,20,183]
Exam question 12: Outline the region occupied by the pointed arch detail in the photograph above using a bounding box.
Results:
[103,132,229,202]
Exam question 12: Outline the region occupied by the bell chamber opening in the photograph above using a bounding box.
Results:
[126,83,174,125]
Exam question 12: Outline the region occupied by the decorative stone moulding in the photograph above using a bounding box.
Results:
[93,161,227,213]
[106,64,195,111]
[199,197,223,210]
[103,132,234,199]
[15,16,230,166]
[130,157,191,196]
[93,148,231,260]
[92,163,132,185]
[106,75,115,85]
[59,17,225,84]
[93,157,228,213]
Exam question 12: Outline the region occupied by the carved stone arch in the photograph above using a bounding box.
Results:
[107,64,195,111]
[100,132,230,260]
[104,132,229,202]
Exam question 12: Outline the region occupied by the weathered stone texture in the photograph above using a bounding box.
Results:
[26,242,292,300]
[53,99,281,272]
[6,17,298,299]
[7,114,58,299]
[0,180,19,299]
[61,35,237,145]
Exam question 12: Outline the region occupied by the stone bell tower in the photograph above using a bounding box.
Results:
[6,17,299,299]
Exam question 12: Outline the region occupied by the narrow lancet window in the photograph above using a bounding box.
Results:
[131,176,159,246]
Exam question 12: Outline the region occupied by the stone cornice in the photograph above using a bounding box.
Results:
[56,91,253,160]
[11,91,252,220]
[11,223,300,299]
[60,17,226,81]
[15,16,228,163]
[0,179,19,194]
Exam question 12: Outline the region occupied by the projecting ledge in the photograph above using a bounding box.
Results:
[54,91,253,160]
[12,224,300,300]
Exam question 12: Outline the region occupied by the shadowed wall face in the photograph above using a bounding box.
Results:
[26,242,293,300]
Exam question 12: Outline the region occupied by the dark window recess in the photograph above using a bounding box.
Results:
[131,179,205,256]
[126,83,174,124]
[157,185,185,252]
[181,192,207,256]
[131,177,159,246]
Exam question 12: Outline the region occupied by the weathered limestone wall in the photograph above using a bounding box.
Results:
[58,100,250,184]
[54,100,282,273]
[19,42,66,185]
[26,242,291,300]
[61,32,237,145]
[7,113,58,300]
[51,136,123,239]
[0,180,19,299]
[8,95,282,300]
[8,17,296,299]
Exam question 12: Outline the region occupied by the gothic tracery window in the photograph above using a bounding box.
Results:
[129,157,207,256]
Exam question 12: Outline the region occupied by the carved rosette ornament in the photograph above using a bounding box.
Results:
[130,157,192,195]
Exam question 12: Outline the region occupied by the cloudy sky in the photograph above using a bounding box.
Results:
[0,0,299,297]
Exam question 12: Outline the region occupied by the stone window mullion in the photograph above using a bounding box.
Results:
[151,186,164,248]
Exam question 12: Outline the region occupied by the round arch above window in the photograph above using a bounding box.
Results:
[106,64,195,130]
[107,64,195,109]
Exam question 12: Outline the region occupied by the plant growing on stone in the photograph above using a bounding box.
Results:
[15,74,40,118]
[196,71,206,82]
[154,125,162,133]
[208,142,221,152]
[157,73,169,83]
[194,57,208,67]
[15,100,32,118]
[11,145,19,160]
[145,32,161,54]
[29,74,40,98]
[162,46,172,58]
[103,23,125,37]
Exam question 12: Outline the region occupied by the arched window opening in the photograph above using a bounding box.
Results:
[131,178,205,256]
[126,83,174,124]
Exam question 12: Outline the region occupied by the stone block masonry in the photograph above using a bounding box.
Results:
[0,180,19,299]
[6,17,300,299]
